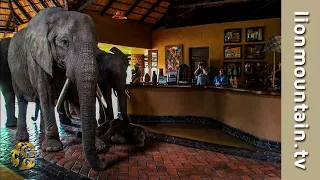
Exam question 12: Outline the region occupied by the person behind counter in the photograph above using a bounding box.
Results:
[213,69,228,87]
[194,60,210,85]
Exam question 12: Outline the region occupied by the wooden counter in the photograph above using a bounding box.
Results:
[126,84,281,143]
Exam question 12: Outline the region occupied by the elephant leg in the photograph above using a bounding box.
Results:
[15,98,29,141]
[59,100,72,125]
[37,79,63,152]
[0,82,17,127]
[40,99,63,151]
[39,111,46,143]
[115,83,130,125]
[40,111,45,135]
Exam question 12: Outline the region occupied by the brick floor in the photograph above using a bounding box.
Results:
[0,121,281,180]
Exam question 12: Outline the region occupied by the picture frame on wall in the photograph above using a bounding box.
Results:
[223,62,242,77]
[246,27,264,42]
[224,28,242,43]
[165,45,184,73]
[244,44,265,59]
[224,45,242,59]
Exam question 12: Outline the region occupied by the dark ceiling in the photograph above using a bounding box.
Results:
[0,0,281,38]
[154,0,281,29]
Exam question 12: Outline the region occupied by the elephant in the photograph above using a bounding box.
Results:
[57,47,131,126]
[0,37,17,127]
[98,119,146,147]
[96,47,130,125]
[7,7,106,171]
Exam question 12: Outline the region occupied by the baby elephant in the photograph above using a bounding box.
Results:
[99,119,146,147]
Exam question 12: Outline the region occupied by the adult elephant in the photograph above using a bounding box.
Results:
[8,7,106,171]
[96,47,130,125]
[0,37,17,127]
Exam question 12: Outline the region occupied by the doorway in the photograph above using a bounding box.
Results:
[189,47,210,84]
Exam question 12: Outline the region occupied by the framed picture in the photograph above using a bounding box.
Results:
[224,45,242,59]
[246,27,264,42]
[244,62,269,76]
[165,45,184,73]
[224,28,242,43]
[244,44,265,59]
[223,62,242,76]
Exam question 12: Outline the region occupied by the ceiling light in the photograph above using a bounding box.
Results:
[112,11,127,20]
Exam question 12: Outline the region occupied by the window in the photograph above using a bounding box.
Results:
[147,50,158,75]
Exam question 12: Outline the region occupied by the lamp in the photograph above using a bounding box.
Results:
[263,36,281,90]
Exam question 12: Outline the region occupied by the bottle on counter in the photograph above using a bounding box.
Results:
[144,73,150,82]
[233,76,238,88]
[152,71,157,83]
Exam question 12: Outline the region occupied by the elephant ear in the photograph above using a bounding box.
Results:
[25,21,53,77]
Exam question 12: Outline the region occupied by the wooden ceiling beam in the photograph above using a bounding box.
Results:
[140,0,162,23]
[7,0,23,24]
[26,0,39,12]
[76,0,94,12]
[125,0,143,16]
[11,0,31,21]
[5,13,13,29]
[100,0,117,16]
[0,28,15,32]
[142,0,167,9]
[172,0,251,9]
[51,0,62,7]
[137,5,165,14]
[38,0,48,8]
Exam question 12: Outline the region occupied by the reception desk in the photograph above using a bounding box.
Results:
[126,84,281,151]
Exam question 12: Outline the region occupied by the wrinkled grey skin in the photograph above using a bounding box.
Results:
[7,7,106,171]
[96,48,130,125]
[0,37,17,127]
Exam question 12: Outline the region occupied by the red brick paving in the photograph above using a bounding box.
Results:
[38,139,281,180]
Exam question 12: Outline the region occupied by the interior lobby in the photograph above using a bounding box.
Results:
[0,0,281,179]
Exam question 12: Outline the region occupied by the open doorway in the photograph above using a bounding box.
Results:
[189,47,210,84]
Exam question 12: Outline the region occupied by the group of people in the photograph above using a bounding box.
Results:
[194,60,228,86]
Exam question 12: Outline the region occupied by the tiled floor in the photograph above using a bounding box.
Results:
[0,95,281,180]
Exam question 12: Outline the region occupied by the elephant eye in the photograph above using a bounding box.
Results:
[61,39,69,47]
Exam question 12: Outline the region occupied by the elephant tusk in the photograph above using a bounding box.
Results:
[125,90,130,98]
[97,85,107,109]
[57,78,71,114]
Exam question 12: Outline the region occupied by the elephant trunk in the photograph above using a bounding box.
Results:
[74,45,106,171]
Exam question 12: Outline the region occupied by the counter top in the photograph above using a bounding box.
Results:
[126,83,281,96]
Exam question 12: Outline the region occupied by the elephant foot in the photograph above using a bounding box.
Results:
[59,115,72,125]
[41,137,63,152]
[15,129,29,141]
[5,117,17,127]
[96,137,107,153]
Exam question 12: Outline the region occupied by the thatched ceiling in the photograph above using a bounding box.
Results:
[0,0,171,38]
[0,0,281,38]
